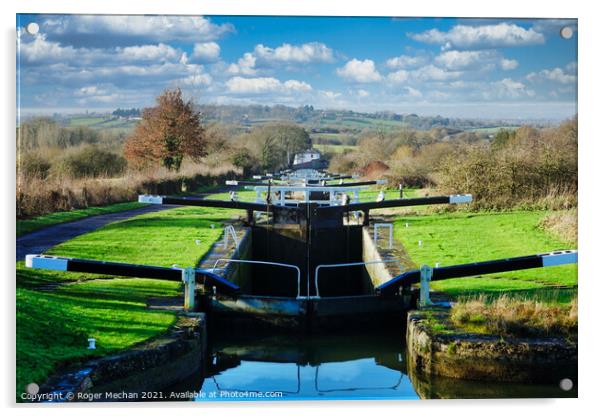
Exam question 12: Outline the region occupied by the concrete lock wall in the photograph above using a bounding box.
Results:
[218,224,394,298]
[246,224,366,297]
[362,227,395,290]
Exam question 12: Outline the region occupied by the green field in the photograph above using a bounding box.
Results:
[16,204,236,398]
[67,115,138,132]
[313,144,357,154]
[17,202,144,237]
[393,210,577,300]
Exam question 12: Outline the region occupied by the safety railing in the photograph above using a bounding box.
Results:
[313,260,400,298]
[212,258,302,299]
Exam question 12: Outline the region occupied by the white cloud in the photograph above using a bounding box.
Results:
[387,69,409,83]
[336,59,382,83]
[531,19,577,34]
[491,78,535,98]
[117,43,181,62]
[227,53,258,76]
[225,42,334,76]
[282,80,312,92]
[75,86,106,96]
[411,65,463,81]
[527,67,576,84]
[19,34,76,63]
[320,90,342,100]
[434,50,518,71]
[225,76,312,94]
[42,15,234,44]
[254,42,334,64]
[178,73,213,87]
[500,58,519,70]
[410,23,545,49]
[357,89,370,97]
[19,34,187,66]
[435,50,490,70]
[386,55,425,69]
[405,87,422,98]
[192,42,220,62]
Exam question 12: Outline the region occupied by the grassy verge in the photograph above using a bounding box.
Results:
[450,295,577,338]
[393,210,578,300]
[16,202,144,237]
[16,203,236,398]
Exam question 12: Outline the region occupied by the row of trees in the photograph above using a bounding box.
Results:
[122,88,312,174]
[17,118,128,180]
[18,87,577,212]
[330,118,577,209]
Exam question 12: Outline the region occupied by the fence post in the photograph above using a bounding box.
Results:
[419,264,433,307]
[182,267,196,311]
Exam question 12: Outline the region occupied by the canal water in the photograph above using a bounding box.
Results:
[166,329,576,401]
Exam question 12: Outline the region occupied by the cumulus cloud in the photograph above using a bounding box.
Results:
[500,58,519,70]
[490,78,535,98]
[254,42,334,64]
[531,19,577,34]
[227,53,258,76]
[404,87,422,98]
[336,59,382,83]
[117,43,181,62]
[226,42,334,76]
[527,66,576,84]
[357,89,370,97]
[433,50,519,72]
[18,34,76,63]
[19,34,186,66]
[386,54,425,69]
[435,50,490,70]
[387,69,409,84]
[225,76,312,94]
[320,90,342,100]
[409,23,545,49]
[411,65,463,82]
[192,42,220,62]
[40,15,234,46]
[177,73,213,87]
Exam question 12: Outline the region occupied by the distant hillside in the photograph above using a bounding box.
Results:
[197,104,532,133]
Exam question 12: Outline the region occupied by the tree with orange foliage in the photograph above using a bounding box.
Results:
[124,88,206,171]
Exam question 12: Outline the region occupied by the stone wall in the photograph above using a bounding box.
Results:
[37,313,207,402]
[406,308,577,383]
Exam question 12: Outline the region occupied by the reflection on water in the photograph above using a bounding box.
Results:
[183,331,418,401]
[166,330,576,401]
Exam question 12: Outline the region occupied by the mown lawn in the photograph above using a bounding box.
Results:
[393,210,578,300]
[16,204,236,398]
[16,202,144,237]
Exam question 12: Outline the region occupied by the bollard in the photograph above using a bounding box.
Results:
[182,267,196,311]
[419,264,433,307]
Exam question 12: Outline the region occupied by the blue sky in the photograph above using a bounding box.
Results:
[17,15,577,119]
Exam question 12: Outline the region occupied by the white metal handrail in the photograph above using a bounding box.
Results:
[313,260,401,298]
[212,258,302,299]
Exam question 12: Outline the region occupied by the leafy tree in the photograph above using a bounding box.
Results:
[123,88,206,171]
[231,148,258,176]
[243,123,311,171]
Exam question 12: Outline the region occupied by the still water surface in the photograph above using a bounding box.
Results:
[167,330,576,401]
